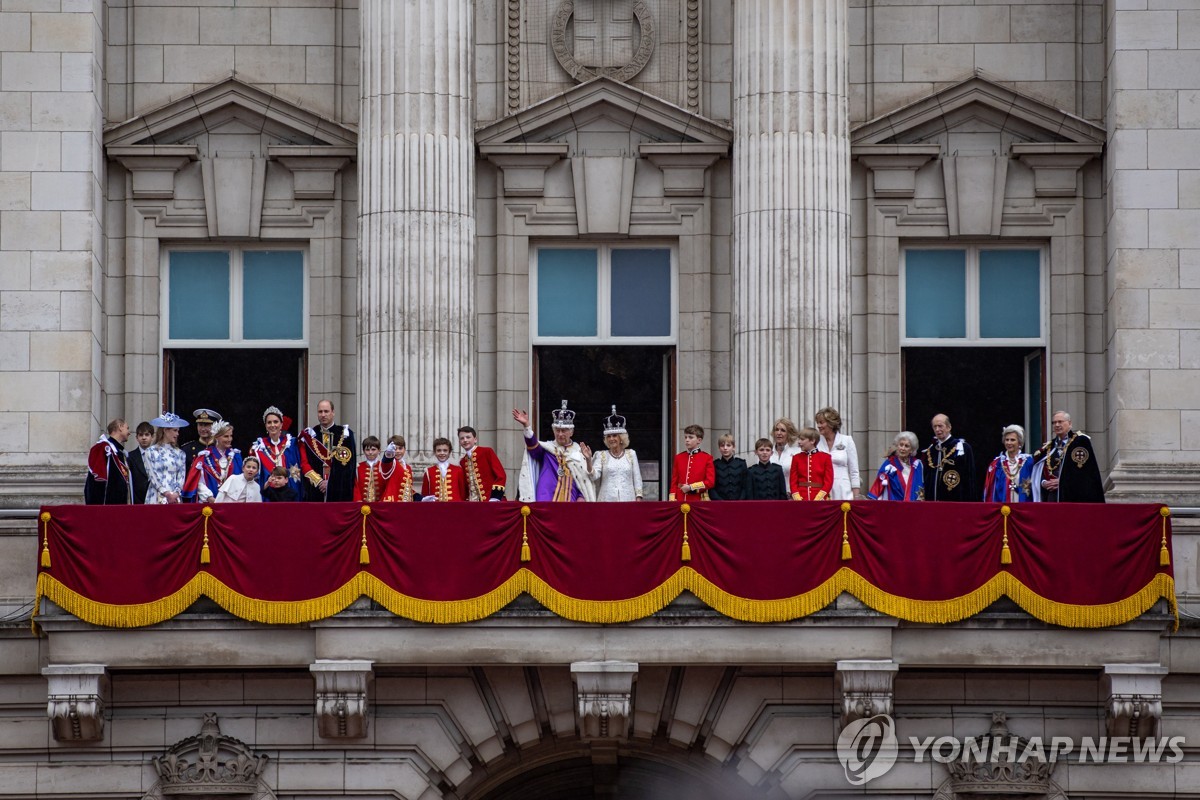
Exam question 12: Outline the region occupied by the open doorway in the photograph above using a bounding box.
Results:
[534,345,674,500]
[165,348,306,453]
[903,346,1045,494]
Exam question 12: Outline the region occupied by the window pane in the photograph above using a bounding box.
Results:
[905,250,966,338]
[243,251,305,340]
[611,248,671,336]
[979,249,1041,339]
[538,249,598,336]
[169,251,230,340]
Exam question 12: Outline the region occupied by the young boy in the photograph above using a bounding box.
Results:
[790,427,834,501]
[746,438,789,500]
[458,425,507,501]
[422,437,467,502]
[354,436,389,502]
[263,465,298,502]
[668,424,715,501]
[381,435,417,502]
[216,456,263,503]
[710,433,748,500]
[129,421,154,504]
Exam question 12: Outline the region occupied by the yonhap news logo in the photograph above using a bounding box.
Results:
[836,713,1185,786]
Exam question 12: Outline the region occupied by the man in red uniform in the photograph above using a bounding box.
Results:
[668,424,715,501]
[458,426,507,501]
[790,427,834,501]
[422,438,467,502]
[354,436,388,503]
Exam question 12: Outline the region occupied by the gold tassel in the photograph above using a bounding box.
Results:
[520,505,532,562]
[680,503,692,562]
[1000,505,1012,565]
[39,511,51,569]
[359,505,371,565]
[840,502,852,561]
[200,506,212,565]
[1160,506,1171,567]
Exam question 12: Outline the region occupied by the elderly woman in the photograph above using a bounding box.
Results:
[183,420,243,502]
[867,431,924,501]
[769,418,803,478]
[250,406,303,499]
[983,424,1035,503]
[144,412,190,505]
[815,407,862,500]
[588,406,644,501]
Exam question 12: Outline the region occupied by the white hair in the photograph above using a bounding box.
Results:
[894,431,919,451]
[1053,410,1072,423]
[1002,424,1025,446]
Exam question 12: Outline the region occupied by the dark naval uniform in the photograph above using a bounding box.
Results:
[1032,430,1105,503]
[711,455,749,500]
[920,436,975,501]
[299,423,358,502]
[746,461,788,500]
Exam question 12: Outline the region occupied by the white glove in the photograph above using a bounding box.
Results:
[384,442,397,457]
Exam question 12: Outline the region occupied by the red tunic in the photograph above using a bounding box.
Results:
[380,458,416,502]
[422,462,468,502]
[354,460,388,503]
[668,450,715,501]
[790,449,834,500]
[460,446,507,501]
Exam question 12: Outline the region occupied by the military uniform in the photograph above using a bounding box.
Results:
[746,461,788,500]
[181,409,221,464]
[711,455,749,500]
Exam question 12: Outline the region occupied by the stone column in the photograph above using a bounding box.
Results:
[731,0,851,449]
[357,0,475,459]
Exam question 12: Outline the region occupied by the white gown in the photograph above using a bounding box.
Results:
[591,449,644,502]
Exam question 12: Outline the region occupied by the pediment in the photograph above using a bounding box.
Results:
[104,76,357,148]
[476,77,732,148]
[852,73,1105,148]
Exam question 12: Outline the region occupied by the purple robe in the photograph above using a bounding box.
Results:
[522,431,585,502]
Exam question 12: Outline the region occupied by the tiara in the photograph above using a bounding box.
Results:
[602,405,627,436]
[551,399,576,429]
[263,405,284,423]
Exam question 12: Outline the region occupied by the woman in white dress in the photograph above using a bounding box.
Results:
[588,406,644,502]
[814,406,862,500]
[769,417,802,478]
[144,412,189,504]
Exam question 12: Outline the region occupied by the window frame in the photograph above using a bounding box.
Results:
[161,245,309,348]
[530,242,678,345]
[900,243,1048,347]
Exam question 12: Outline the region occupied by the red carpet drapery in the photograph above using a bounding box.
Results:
[34,502,1175,629]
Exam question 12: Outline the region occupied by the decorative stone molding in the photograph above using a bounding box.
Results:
[685,0,700,111]
[1012,143,1103,198]
[480,143,569,197]
[571,661,637,739]
[506,0,522,112]
[154,713,268,796]
[572,155,637,234]
[836,660,898,730]
[640,143,727,197]
[269,146,354,200]
[943,154,1008,236]
[310,659,373,739]
[551,0,655,84]
[932,713,1066,800]
[853,145,940,199]
[1104,664,1166,739]
[108,145,199,200]
[43,664,107,742]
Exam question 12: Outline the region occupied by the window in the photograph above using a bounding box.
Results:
[902,246,1044,345]
[533,245,675,343]
[164,248,307,346]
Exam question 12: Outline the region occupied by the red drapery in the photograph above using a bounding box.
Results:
[34,501,1176,628]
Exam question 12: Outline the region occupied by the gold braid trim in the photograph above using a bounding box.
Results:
[34,567,1177,630]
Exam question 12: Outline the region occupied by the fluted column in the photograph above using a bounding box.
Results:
[358,0,475,459]
[731,0,851,449]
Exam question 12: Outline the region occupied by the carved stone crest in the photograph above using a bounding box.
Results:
[153,714,268,797]
[551,0,655,84]
[931,713,1068,800]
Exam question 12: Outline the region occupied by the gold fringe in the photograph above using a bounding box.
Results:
[680,503,691,562]
[1000,505,1012,566]
[1160,506,1171,567]
[520,505,531,562]
[359,505,371,565]
[840,502,852,561]
[39,511,51,569]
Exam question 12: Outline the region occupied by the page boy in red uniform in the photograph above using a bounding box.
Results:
[422,437,467,502]
[458,425,507,501]
[354,436,388,502]
[669,424,715,501]
[790,427,834,501]
[381,435,418,502]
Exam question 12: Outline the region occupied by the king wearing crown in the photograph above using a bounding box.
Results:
[513,401,597,502]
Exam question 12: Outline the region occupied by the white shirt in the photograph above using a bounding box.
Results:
[216,474,262,503]
[769,443,802,479]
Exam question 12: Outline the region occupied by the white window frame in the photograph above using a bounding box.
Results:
[161,245,310,348]
[530,243,678,345]
[900,244,1048,347]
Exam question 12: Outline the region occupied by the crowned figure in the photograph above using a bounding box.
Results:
[514,401,596,502]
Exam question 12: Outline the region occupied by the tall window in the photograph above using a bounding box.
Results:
[902,246,1044,345]
[533,245,675,343]
[163,248,307,346]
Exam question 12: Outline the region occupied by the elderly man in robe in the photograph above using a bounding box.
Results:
[513,402,596,502]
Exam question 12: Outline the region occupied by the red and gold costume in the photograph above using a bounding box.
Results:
[790,449,833,501]
[461,446,507,501]
[422,462,467,502]
[668,449,714,501]
[380,457,417,502]
[354,459,388,503]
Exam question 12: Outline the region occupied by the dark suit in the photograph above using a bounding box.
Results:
[128,447,150,504]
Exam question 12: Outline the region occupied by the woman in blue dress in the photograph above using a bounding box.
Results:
[983,424,1035,503]
[250,406,303,500]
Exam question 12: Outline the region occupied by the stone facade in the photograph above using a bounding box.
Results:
[1,0,1200,797]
